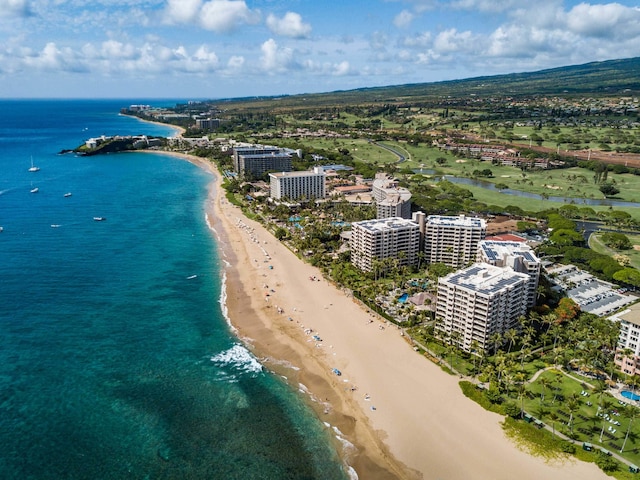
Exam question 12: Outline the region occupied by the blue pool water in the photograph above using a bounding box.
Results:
[398,293,409,303]
[621,390,640,401]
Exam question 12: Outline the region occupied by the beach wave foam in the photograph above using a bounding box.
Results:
[218,270,237,333]
[210,344,263,378]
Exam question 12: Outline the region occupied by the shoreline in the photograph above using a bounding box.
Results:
[154,150,608,480]
[119,112,186,138]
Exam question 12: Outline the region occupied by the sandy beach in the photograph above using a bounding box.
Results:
[166,151,608,479]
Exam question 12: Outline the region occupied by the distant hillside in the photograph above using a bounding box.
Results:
[220,57,640,109]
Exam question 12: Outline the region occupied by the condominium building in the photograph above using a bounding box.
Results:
[372,174,412,219]
[195,118,220,130]
[424,215,486,268]
[435,263,530,353]
[350,218,420,272]
[232,145,280,172]
[236,152,292,179]
[477,240,541,307]
[269,169,326,201]
[611,304,640,376]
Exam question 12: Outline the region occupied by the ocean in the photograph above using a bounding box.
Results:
[0,100,347,479]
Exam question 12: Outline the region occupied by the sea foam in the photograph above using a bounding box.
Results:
[210,344,263,376]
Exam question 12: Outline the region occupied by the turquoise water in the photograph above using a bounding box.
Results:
[398,293,408,303]
[621,390,640,401]
[0,100,346,479]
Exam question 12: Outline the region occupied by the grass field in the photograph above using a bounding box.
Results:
[590,233,640,271]
[524,369,640,467]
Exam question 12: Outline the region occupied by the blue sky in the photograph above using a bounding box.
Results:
[1,0,640,99]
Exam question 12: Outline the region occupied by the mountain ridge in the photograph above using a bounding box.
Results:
[219,57,640,108]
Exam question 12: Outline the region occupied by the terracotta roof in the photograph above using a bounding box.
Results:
[485,234,526,242]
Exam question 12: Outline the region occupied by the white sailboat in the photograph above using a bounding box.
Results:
[30,181,38,193]
[28,156,40,172]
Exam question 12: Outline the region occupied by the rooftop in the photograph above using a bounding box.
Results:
[353,217,418,233]
[609,302,640,327]
[269,170,325,178]
[479,240,539,263]
[442,263,529,295]
[427,215,486,228]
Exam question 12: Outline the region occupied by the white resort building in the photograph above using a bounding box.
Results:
[372,174,412,219]
[435,263,530,353]
[350,217,420,272]
[477,240,541,307]
[424,215,486,268]
[611,304,640,376]
[232,145,292,178]
[269,169,326,201]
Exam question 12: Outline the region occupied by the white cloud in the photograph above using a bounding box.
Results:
[23,42,86,72]
[8,39,226,76]
[0,0,31,17]
[333,60,351,76]
[401,32,432,48]
[393,9,414,28]
[432,28,476,54]
[163,0,201,24]
[200,0,260,32]
[163,0,260,32]
[266,11,311,39]
[100,40,138,59]
[393,0,436,14]
[260,38,295,72]
[225,55,244,73]
[449,0,520,13]
[565,3,640,39]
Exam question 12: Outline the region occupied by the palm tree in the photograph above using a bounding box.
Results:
[548,411,559,437]
[550,324,563,351]
[599,398,612,443]
[593,381,608,411]
[540,332,551,352]
[539,377,551,406]
[566,395,580,436]
[490,332,503,354]
[470,340,480,375]
[551,376,562,404]
[621,405,638,453]
[505,328,518,354]
[516,378,527,418]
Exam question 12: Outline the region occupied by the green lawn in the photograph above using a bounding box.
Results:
[523,370,640,466]
[590,233,640,271]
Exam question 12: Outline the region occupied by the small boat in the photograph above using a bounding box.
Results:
[51,224,61,228]
[28,156,40,172]
[93,217,106,221]
[186,274,198,280]
[64,192,72,197]
[30,187,39,193]
[0,226,3,232]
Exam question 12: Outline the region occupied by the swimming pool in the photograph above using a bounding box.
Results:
[621,390,640,401]
[398,293,409,303]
